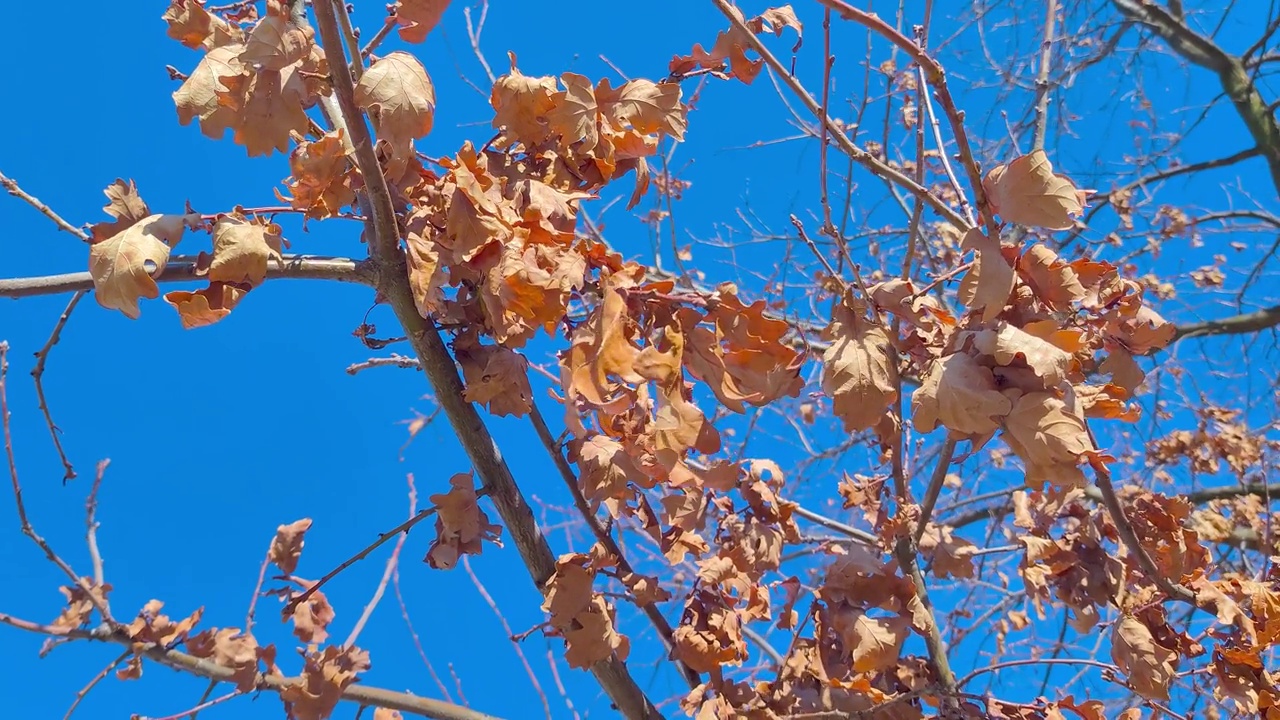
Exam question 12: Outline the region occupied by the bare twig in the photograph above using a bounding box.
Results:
[85,459,109,586]
[1,342,116,626]
[137,689,242,720]
[461,556,552,720]
[32,291,85,482]
[344,475,417,648]
[1030,0,1059,151]
[0,171,90,241]
[914,436,957,544]
[63,649,130,720]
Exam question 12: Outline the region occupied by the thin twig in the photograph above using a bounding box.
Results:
[1,342,116,626]
[85,459,109,586]
[914,436,957,544]
[32,291,85,482]
[1030,0,1059,151]
[138,689,242,720]
[344,475,418,648]
[63,649,131,720]
[461,556,552,720]
[0,171,90,241]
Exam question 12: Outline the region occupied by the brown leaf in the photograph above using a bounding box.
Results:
[269,519,313,574]
[547,72,599,152]
[173,44,249,143]
[50,581,112,633]
[965,322,1073,390]
[212,65,315,156]
[562,596,630,668]
[983,150,1088,230]
[164,282,248,329]
[1001,391,1093,489]
[208,213,284,286]
[287,584,335,645]
[1018,243,1086,310]
[1112,615,1177,700]
[373,709,404,720]
[91,179,152,243]
[490,57,558,147]
[912,351,1012,435]
[596,78,687,141]
[240,4,314,71]
[355,52,436,179]
[279,645,370,720]
[90,213,200,319]
[457,342,533,417]
[958,228,1015,322]
[425,472,502,569]
[574,435,648,508]
[829,607,910,672]
[393,0,450,43]
[163,0,244,50]
[187,628,262,692]
[124,600,204,648]
[281,130,355,219]
[1100,346,1146,395]
[821,300,898,432]
[918,524,977,579]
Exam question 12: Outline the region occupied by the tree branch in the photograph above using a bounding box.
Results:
[1173,303,1280,340]
[0,256,376,300]
[308,3,663,717]
[1113,0,1280,198]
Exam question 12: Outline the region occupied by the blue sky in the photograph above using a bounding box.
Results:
[0,1,1274,719]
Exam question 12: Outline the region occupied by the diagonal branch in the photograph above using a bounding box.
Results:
[308,3,663,717]
[1112,0,1280,198]
[1172,303,1280,340]
[0,256,376,300]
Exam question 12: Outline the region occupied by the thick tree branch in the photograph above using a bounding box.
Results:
[0,256,376,300]
[1113,0,1280,198]
[1173,304,1280,340]
[309,3,663,717]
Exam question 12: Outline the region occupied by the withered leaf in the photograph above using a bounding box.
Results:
[830,607,910,672]
[394,0,450,43]
[1112,615,1177,700]
[162,0,243,50]
[164,282,247,329]
[1001,391,1093,489]
[208,212,284,286]
[356,52,436,179]
[983,150,1088,230]
[912,351,1012,435]
[425,472,503,569]
[1018,243,1086,310]
[269,518,313,574]
[90,213,201,319]
[958,228,1015,322]
[240,5,314,71]
[458,342,533,417]
[280,645,370,720]
[821,300,897,433]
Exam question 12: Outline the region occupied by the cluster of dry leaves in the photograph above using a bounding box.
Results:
[53,1,1280,719]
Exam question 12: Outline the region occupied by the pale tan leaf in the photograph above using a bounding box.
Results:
[393,0,450,43]
[207,214,284,286]
[957,228,1014,322]
[983,150,1088,230]
[821,302,897,432]
[1000,391,1093,489]
[89,213,199,319]
[912,352,1012,435]
[1112,616,1177,700]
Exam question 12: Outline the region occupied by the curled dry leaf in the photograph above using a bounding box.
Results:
[1018,243,1086,310]
[240,3,314,71]
[1112,615,1177,700]
[393,0,451,43]
[356,51,436,179]
[187,627,263,692]
[279,645,371,720]
[821,300,897,433]
[670,4,803,84]
[457,341,533,417]
[562,596,631,668]
[287,582,335,645]
[162,0,244,50]
[269,518,313,575]
[208,212,284,286]
[912,351,1012,436]
[958,228,1015,322]
[918,525,977,579]
[983,150,1088,230]
[89,213,201,319]
[280,130,355,219]
[828,607,910,672]
[91,178,152,243]
[1000,391,1093,489]
[124,599,204,648]
[574,434,649,509]
[425,472,503,569]
[963,321,1073,391]
[164,282,248,329]
[50,580,112,633]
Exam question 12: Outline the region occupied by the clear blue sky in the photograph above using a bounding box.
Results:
[0,1,1272,718]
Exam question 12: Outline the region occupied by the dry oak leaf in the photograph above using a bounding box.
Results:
[672,591,748,673]
[124,600,204,648]
[163,0,244,50]
[490,56,558,147]
[542,554,596,626]
[240,3,314,71]
[1000,391,1093,490]
[394,0,450,43]
[373,710,404,720]
[287,582,335,645]
[187,627,263,692]
[280,130,355,218]
[573,434,649,508]
[983,150,1089,230]
[547,72,600,153]
[670,5,802,84]
[1112,615,1177,700]
[680,294,805,413]
[208,212,284,286]
[269,518,313,574]
[50,580,112,633]
[911,351,1012,436]
[458,342,533,417]
[829,607,911,672]
[90,212,201,319]
[215,66,316,157]
[596,77,688,141]
[964,321,1073,390]
[1018,243,1086,310]
[821,300,897,432]
[425,472,502,569]
[355,51,435,180]
[562,596,631,668]
[173,44,248,141]
[91,178,152,243]
[1100,345,1146,395]
[918,524,977,579]
[164,282,248,329]
[958,228,1015,322]
[280,645,371,720]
